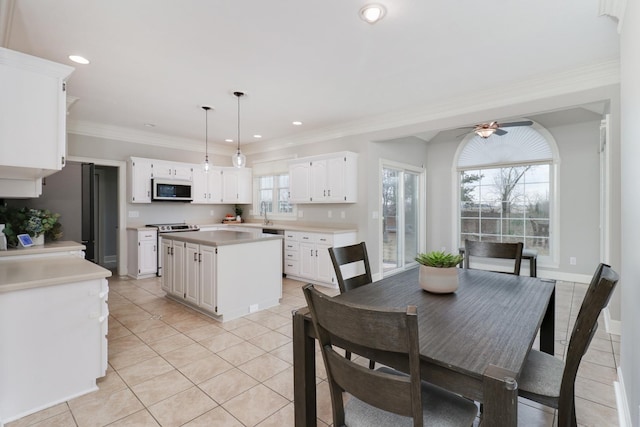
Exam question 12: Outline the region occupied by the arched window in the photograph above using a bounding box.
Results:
[456,123,559,265]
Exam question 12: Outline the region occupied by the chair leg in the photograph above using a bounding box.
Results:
[369,360,375,370]
[345,350,351,360]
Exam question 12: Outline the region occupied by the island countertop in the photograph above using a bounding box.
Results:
[161,229,283,246]
[0,256,112,293]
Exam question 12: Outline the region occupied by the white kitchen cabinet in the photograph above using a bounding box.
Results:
[161,238,173,293]
[289,152,357,204]
[184,242,200,305]
[152,160,193,181]
[127,228,157,279]
[199,245,217,312]
[171,240,186,298]
[285,230,357,287]
[221,168,252,203]
[0,48,74,198]
[191,167,223,204]
[128,157,153,203]
[192,167,251,204]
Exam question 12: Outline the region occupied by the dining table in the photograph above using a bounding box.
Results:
[293,267,556,427]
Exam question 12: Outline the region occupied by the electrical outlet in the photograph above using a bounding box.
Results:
[569,257,577,265]
[372,211,379,219]
[209,210,214,216]
[328,210,332,218]
[341,211,346,219]
[298,210,304,218]
[128,211,139,218]
[249,304,259,313]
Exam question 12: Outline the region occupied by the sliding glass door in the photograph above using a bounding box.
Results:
[382,163,422,274]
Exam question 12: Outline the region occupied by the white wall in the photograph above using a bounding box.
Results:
[620,1,640,423]
[425,118,603,278]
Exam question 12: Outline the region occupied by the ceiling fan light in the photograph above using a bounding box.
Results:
[475,128,496,138]
[360,4,386,24]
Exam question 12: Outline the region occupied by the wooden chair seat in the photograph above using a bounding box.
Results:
[517,263,619,427]
[345,367,478,427]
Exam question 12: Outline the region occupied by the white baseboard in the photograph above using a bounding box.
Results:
[615,367,632,427]
[603,307,622,336]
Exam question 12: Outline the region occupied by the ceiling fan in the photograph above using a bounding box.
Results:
[468,120,534,138]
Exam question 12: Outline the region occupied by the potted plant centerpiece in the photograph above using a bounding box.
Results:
[415,250,463,293]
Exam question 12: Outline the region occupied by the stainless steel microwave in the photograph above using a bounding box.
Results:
[152,179,193,201]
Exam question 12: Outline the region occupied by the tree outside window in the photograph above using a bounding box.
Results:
[460,164,550,255]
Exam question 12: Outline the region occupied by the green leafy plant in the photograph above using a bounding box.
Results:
[0,206,63,247]
[415,251,463,268]
[234,204,243,217]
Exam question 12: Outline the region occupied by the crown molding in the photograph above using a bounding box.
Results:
[68,59,620,156]
[67,120,236,155]
[257,59,620,151]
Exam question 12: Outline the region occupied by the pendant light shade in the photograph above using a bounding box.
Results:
[231,91,247,168]
[202,106,211,172]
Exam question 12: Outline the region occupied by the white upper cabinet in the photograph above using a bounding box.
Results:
[192,167,251,204]
[0,48,74,197]
[289,152,357,204]
[128,157,154,203]
[152,160,193,181]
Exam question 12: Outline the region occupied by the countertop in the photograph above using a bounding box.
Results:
[161,229,283,246]
[0,241,85,258]
[0,256,111,293]
[202,222,358,234]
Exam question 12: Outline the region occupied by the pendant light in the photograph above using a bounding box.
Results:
[202,105,211,172]
[231,91,247,168]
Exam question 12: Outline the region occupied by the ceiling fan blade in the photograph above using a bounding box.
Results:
[495,128,508,136]
[500,120,533,128]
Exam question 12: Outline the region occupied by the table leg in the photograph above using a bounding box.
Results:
[540,283,555,355]
[483,365,518,426]
[530,256,537,277]
[293,309,317,427]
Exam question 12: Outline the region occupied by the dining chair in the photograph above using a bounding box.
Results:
[328,242,376,369]
[328,242,373,293]
[302,284,478,427]
[463,239,524,275]
[518,263,619,427]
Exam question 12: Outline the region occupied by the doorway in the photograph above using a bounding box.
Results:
[381,162,424,275]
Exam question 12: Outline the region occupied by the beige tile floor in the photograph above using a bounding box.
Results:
[7,274,620,427]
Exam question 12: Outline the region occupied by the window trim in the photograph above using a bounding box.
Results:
[252,173,297,221]
[452,122,560,269]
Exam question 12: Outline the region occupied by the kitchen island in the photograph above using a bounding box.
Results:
[160,229,283,322]
[0,243,110,424]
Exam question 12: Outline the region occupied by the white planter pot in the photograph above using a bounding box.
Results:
[419,265,459,293]
[33,234,45,246]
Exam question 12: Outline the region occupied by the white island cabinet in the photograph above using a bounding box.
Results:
[0,252,110,424]
[162,230,282,322]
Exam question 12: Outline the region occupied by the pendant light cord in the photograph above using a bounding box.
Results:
[235,92,242,154]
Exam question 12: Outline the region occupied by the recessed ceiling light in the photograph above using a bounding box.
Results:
[359,4,386,24]
[69,55,90,64]
[143,123,156,128]
[292,121,303,126]
[253,135,262,139]
[225,139,233,143]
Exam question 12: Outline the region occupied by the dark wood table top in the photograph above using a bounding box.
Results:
[335,267,555,379]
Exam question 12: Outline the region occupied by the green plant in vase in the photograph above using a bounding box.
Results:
[415,250,463,293]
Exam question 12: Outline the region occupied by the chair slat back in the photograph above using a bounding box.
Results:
[464,239,524,275]
[303,285,422,426]
[329,242,373,293]
[558,263,619,426]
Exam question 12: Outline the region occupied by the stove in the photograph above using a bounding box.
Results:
[146,223,200,233]
[146,223,200,276]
